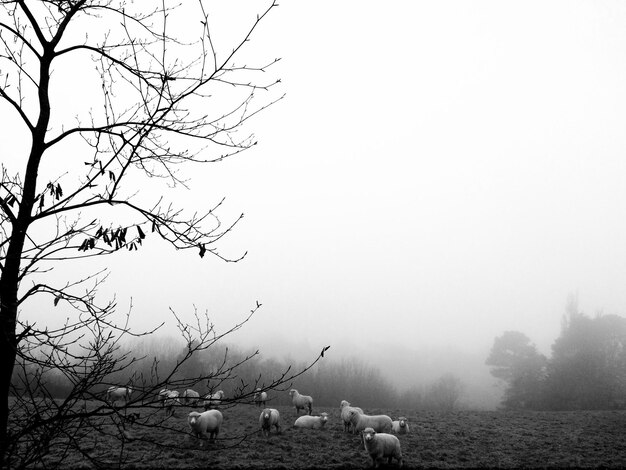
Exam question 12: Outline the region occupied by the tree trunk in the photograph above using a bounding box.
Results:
[0,43,53,463]
[0,277,19,464]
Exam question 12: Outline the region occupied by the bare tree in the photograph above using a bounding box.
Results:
[0,1,318,467]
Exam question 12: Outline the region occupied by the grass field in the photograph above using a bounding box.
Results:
[40,403,626,469]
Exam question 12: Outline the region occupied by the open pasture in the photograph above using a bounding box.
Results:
[43,404,626,469]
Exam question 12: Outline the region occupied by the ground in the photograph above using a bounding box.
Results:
[39,402,626,469]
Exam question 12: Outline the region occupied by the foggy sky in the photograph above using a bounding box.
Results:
[5,1,626,407]
[138,0,626,356]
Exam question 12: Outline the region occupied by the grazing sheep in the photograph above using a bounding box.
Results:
[106,386,132,407]
[340,400,364,433]
[203,390,225,410]
[164,390,180,416]
[183,389,200,406]
[188,410,223,445]
[289,389,313,415]
[259,408,281,437]
[347,409,393,434]
[254,388,268,407]
[391,417,410,434]
[294,412,329,429]
[362,427,403,468]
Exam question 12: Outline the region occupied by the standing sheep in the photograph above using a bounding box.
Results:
[289,389,313,415]
[259,408,281,437]
[106,386,132,407]
[347,409,393,434]
[203,390,225,410]
[362,427,403,468]
[391,417,410,434]
[188,410,223,445]
[158,388,170,405]
[340,400,363,433]
[254,388,268,407]
[294,412,329,429]
[163,390,180,416]
[183,389,200,406]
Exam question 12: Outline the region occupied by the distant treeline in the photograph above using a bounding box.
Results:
[11,338,464,411]
[488,299,626,411]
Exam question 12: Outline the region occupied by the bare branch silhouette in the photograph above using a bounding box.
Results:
[0,1,323,468]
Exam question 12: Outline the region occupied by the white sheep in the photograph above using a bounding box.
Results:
[203,390,225,410]
[294,412,329,429]
[188,410,223,445]
[347,409,393,434]
[340,400,364,433]
[158,388,171,406]
[254,388,268,407]
[106,386,132,407]
[391,416,410,434]
[163,390,180,416]
[259,408,281,437]
[362,427,403,468]
[183,389,200,406]
[289,389,313,415]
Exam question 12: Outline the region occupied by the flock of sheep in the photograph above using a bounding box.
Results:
[105,386,409,468]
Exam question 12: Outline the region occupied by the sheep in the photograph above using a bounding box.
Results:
[106,386,132,407]
[362,427,403,468]
[254,388,268,407]
[289,389,313,415]
[163,390,180,416]
[203,390,225,410]
[158,388,170,405]
[347,408,393,435]
[391,416,410,435]
[340,400,364,433]
[188,410,223,445]
[183,389,200,406]
[294,412,329,429]
[259,408,281,437]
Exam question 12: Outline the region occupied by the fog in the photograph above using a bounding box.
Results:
[7,1,626,410]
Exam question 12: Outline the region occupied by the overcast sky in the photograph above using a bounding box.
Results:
[151,0,626,359]
[6,1,626,372]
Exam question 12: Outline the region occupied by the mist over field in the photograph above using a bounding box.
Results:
[227,333,501,409]
[119,288,626,414]
[121,329,507,411]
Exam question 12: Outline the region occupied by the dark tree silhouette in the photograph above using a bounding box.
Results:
[486,331,547,409]
[545,305,626,410]
[0,1,328,467]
